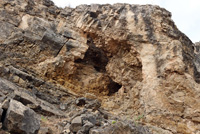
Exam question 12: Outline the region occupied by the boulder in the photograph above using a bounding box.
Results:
[13,89,38,106]
[85,100,101,110]
[0,78,17,95]
[3,100,40,134]
[89,122,150,134]
[81,114,97,125]
[70,116,83,133]
[38,99,65,116]
[78,121,94,134]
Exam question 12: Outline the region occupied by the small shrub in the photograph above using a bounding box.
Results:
[41,115,47,122]
[134,114,144,126]
[112,120,117,124]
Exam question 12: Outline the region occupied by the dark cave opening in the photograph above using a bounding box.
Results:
[94,66,101,72]
[1,108,7,126]
[107,79,122,96]
[89,11,98,18]
[75,37,108,72]
[75,36,122,96]
[194,64,200,83]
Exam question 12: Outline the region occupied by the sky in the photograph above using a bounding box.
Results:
[52,0,200,43]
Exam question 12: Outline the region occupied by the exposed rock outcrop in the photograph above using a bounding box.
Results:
[3,100,40,134]
[194,41,200,82]
[0,0,200,134]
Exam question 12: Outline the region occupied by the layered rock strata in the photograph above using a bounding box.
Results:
[0,0,200,133]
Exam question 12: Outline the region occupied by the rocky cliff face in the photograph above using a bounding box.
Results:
[0,0,200,134]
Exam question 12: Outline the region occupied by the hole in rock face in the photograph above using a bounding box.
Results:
[74,37,122,96]
[1,109,7,124]
[75,37,108,72]
[107,79,122,96]
[194,64,200,83]
[89,12,98,18]
[94,66,101,72]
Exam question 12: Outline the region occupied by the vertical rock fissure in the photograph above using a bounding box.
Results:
[1,109,7,127]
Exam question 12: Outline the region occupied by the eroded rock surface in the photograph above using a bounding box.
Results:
[0,0,200,134]
[3,100,40,134]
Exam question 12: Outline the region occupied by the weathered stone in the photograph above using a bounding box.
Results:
[0,78,17,94]
[0,95,6,103]
[89,128,104,134]
[80,121,94,133]
[13,90,38,106]
[85,100,101,110]
[3,99,40,134]
[63,123,70,134]
[59,103,67,111]
[85,93,97,100]
[41,30,65,53]
[59,99,75,111]
[0,9,21,26]
[35,99,65,116]
[89,122,150,134]
[0,21,16,42]
[0,99,10,110]
[81,114,97,125]
[39,127,53,134]
[98,109,109,120]
[42,0,54,7]
[8,66,44,87]
[77,130,84,134]
[70,116,83,133]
